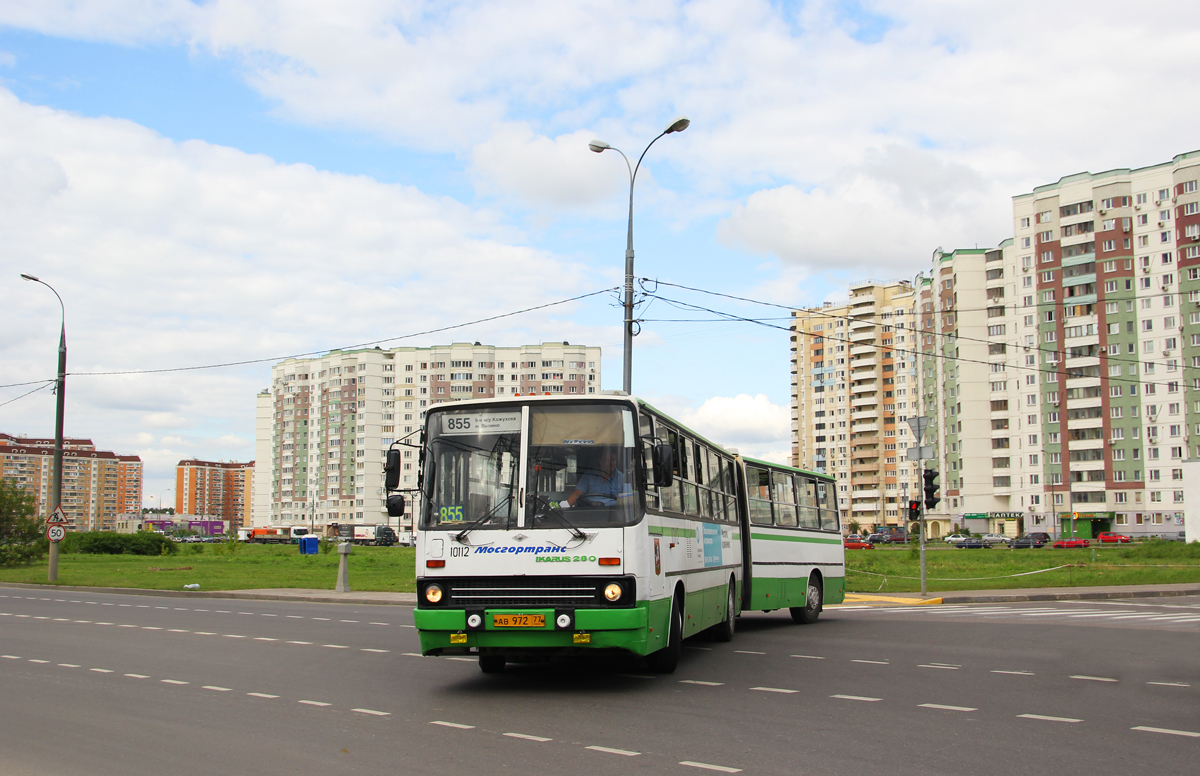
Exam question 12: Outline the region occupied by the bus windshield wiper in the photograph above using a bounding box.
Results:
[531,493,587,541]
[454,493,513,544]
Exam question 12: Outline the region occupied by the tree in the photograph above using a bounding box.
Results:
[0,480,45,567]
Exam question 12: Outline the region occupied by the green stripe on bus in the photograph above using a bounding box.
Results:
[750,533,842,545]
[648,526,697,538]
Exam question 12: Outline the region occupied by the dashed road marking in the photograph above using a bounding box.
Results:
[287,641,312,645]
[504,733,551,742]
[751,687,798,694]
[223,635,247,639]
[90,668,114,673]
[298,700,330,707]
[29,660,49,664]
[993,670,1034,676]
[125,674,149,679]
[1018,714,1081,723]
[369,622,389,626]
[831,695,881,702]
[247,692,278,698]
[1147,681,1190,687]
[312,617,330,621]
[680,761,742,773]
[402,653,424,657]
[287,615,303,619]
[168,629,189,633]
[1131,726,1200,738]
[431,721,474,729]
[919,664,959,670]
[161,679,189,685]
[362,648,389,653]
[341,620,359,623]
[254,638,278,642]
[920,704,977,712]
[322,645,350,649]
[2,655,20,659]
[734,650,765,655]
[195,632,217,636]
[1071,675,1117,683]
[141,626,162,630]
[352,708,390,716]
[445,657,475,662]
[58,663,80,668]
[791,655,824,659]
[203,686,232,692]
[680,680,724,686]
[852,660,889,665]
[586,746,639,756]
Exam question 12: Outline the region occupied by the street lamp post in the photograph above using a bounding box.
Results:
[589,116,690,394]
[21,273,67,582]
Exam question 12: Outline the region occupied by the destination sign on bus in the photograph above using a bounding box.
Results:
[440,411,521,436]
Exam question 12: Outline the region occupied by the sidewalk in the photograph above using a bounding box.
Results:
[0,582,416,606]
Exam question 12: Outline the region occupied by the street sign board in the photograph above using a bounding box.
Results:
[47,525,66,542]
[905,445,935,461]
[48,505,67,525]
[906,416,929,443]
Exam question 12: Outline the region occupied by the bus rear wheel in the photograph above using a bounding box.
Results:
[647,598,683,673]
[790,577,822,624]
[479,654,506,673]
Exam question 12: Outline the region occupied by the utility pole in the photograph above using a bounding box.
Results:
[906,416,935,596]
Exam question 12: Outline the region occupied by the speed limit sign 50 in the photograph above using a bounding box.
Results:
[47,525,66,542]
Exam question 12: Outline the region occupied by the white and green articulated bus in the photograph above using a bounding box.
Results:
[407,394,845,673]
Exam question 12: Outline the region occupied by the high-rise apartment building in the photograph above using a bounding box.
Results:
[253,342,601,534]
[791,281,922,528]
[175,460,254,528]
[911,150,1200,540]
[0,433,143,530]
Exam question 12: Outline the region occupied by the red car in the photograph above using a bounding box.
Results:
[1052,538,1091,549]
[1097,532,1131,543]
[844,536,874,550]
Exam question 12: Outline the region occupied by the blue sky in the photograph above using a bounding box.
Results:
[3,0,1199,505]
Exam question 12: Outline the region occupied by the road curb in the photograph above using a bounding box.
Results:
[0,582,417,606]
[937,586,1200,604]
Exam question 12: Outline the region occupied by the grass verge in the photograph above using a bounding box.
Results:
[0,544,417,593]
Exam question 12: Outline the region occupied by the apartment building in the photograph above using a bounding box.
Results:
[791,281,922,528]
[0,433,143,530]
[175,460,254,528]
[911,150,1200,540]
[253,342,601,534]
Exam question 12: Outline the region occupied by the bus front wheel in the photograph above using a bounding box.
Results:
[790,577,822,625]
[647,597,683,673]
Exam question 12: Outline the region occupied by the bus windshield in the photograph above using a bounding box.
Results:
[422,402,640,531]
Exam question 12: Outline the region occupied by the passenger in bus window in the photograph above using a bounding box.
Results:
[564,448,631,507]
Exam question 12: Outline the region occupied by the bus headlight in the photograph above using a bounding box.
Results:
[604,583,623,602]
[425,584,444,604]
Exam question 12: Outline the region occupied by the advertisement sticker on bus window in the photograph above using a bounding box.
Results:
[702,523,722,567]
[563,439,594,445]
[654,537,661,575]
[440,411,521,436]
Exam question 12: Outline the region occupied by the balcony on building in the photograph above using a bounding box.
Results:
[849,328,875,344]
[851,396,877,408]
[851,381,877,394]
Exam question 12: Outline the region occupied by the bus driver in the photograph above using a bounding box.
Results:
[563,448,631,507]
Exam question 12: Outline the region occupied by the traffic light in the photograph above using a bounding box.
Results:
[923,469,940,510]
[907,499,921,521]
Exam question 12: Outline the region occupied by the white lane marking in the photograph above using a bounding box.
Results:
[223,635,247,639]
[247,692,279,698]
[929,663,962,667]
[400,624,416,628]
[1068,612,1132,618]
[361,648,389,653]
[118,604,130,607]
[920,703,977,712]
[340,620,359,623]
[194,609,208,612]
[175,608,188,611]
[1147,681,1190,687]
[505,733,552,742]
[680,761,742,773]
[751,687,798,694]
[919,665,959,670]
[445,657,475,662]
[1071,675,1117,683]
[0,613,10,617]
[680,680,724,686]
[73,621,91,624]
[14,615,29,618]
[195,632,217,636]
[238,612,254,616]
[141,626,162,630]
[136,605,148,608]
[286,615,303,619]
[29,659,49,664]
[254,637,278,642]
[791,655,825,659]
[586,746,640,756]
[312,617,330,621]
[353,708,390,716]
[215,611,231,614]
[168,629,189,633]
[261,614,277,617]
[90,668,114,673]
[1,655,20,659]
[161,679,189,685]
[322,645,350,649]
[1132,726,1200,738]
[203,686,232,692]
[58,663,80,668]
[734,650,765,655]
[852,660,889,665]
[430,721,474,729]
[155,606,167,609]
[34,616,49,620]
[993,670,1034,675]
[298,700,331,707]
[369,622,389,626]
[402,653,424,657]
[287,641,312,645]
[101,603,113,606]
[831,694,882,702]
[1018,714,1082,723]
[117,624,136,628]
[125,674,149,679]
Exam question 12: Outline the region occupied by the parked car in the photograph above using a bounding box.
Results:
[844,536,874,550]
[866,533,891,545]
[956,537,990,549]
[1053,538,1091,549]
[1025,532,1052,545]
[1011,535,1047,549]
[944,534,969,546]
[981,533,1011,546]
[887,532,910,544]
[1097,531,1131,543]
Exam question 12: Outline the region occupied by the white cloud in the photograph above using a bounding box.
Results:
[471,124,627,209]
[649,392,791,464]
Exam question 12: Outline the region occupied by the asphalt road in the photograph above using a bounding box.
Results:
[1,587,1197,776]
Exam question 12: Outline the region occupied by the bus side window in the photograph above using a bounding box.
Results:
[797,476,820,529]
[772,471,798,527]
[639,412,659,508]
[659,424,682,513]
[679,436,700,516]
[747,466,772,525]
[816,481,838,530]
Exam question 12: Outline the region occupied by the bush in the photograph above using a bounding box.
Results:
[0,480,44,567]
[70,531,178,556]
[1116,540,1200,561]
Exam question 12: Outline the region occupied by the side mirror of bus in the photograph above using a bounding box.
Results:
[652,443,674,487]
[384,448,401,490]
[386,493,406,518]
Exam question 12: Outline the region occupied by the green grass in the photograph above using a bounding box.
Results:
[845,542,1200,593]
[0,544,417,593]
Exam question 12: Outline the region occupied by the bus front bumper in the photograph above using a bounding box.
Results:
[413,603,661,657]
